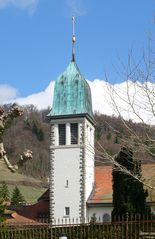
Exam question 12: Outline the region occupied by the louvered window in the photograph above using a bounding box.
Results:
[58,124,66,145]
[71,123,78,144]
[65,207,70,216]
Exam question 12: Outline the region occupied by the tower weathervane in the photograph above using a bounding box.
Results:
[72,16,76,62]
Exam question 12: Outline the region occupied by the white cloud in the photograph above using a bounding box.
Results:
[0,84,19,104]
[66,0,87,17]
[0,0,39,14]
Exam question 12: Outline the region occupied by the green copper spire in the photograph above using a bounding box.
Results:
[48,61,93,118]
[48,17,93,119]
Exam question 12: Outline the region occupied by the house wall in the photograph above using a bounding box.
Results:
[150,204,155,214]
[88,203,155,221]
[87,205,113,221]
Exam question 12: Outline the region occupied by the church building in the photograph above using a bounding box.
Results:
[6,17,113,224]
[47,17,95,221]
[5,18,155,225]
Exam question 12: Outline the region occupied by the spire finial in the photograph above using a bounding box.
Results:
[72,16,76,62]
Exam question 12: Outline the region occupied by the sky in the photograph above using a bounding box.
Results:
[0,0,155,110]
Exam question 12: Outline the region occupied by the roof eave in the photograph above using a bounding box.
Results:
[47,113,96,126]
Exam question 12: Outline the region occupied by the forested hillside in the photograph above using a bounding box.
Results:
[3,104,154,179]
[3,105,50,179]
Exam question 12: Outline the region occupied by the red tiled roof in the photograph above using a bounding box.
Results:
[88,166,112,204]
[5,212,38,223]
[88,164,155,204]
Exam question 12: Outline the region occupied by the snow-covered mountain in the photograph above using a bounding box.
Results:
[1,79,155,124]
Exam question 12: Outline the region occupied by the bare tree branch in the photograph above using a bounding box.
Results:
[0,104,32,172]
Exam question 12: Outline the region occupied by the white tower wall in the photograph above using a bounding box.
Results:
[50,116,95,221]
[53,147,81,219]
[84,118,95,217]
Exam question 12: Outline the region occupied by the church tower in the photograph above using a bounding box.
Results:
[48,17,95,222]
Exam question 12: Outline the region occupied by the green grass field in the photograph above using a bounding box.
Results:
[0,160,48,203]
[7,185,47,204]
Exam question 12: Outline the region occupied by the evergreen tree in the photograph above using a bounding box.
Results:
[112,147,150,218]
[0,182,9,201]
[32,120,44,141]
[11,186,25,206]
[0,181,8,221]
[114,135,119,144]
[32,120,38,136]
[0,199,5,222]
[37,128,44,141]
